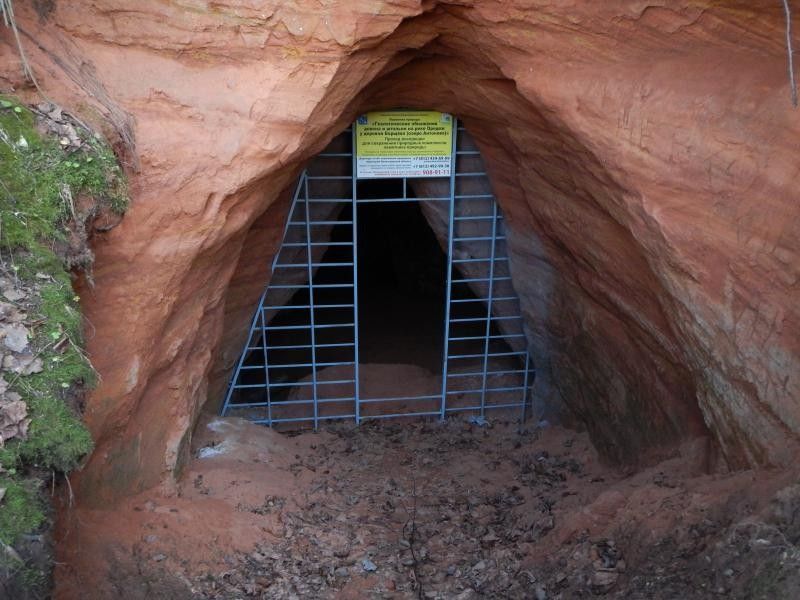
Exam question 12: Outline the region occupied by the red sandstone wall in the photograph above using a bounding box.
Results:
[1,1,798,501]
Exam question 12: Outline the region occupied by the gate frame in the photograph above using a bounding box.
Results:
[221,117,534,427]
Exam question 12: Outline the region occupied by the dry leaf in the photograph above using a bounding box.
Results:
[1,288,24,302]
[2,353,42,375]
[0,399,29,442]
[1,323,30,353]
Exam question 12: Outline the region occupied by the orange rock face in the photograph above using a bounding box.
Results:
[1,1,798,502]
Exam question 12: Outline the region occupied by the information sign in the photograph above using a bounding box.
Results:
[355,111,453,179]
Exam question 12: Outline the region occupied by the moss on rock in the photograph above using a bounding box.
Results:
[0,95,127,593]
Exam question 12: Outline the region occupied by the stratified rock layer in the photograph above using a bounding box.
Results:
[1,1,798,501]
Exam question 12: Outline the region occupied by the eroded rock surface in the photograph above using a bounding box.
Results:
[1,1,798,502]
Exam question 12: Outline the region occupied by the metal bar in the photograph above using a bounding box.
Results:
[362,411,442,421]
[453,216,492,222]
[479,201,499,418]
[271,175,308,272]
[452,276,511,283]
[307,220,353,225]
[257,361,355,369]
[264,342,354,350]
[261,323,353,331]
[306,198,353,203]
[521,353,531,422]
[452,257,509,264]
[221,287,268,416]
[445,402,525,413]
[447,369,527,378]
[439,117,459,420]
[232,396,356,408]
[352,125,361,426]
[239,378,354,389]
[315,303,356,309]
[258,300,274,425]
[359,394,441,404]
[273,262,354,268]
[265,304,356,312]
[450,296,517,304]
[447,386,524,395]
[263,305,310,310]
[355,197,449,204]
[450,333,526,341]
[249,414,357,425]
[453,236,506,242]
[448,315,523,323]
[303,178,320,431]
[270,283,354,289]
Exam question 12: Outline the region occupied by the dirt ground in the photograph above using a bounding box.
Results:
[52,409,800,600]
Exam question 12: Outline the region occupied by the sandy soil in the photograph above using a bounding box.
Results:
[54,409,800,599]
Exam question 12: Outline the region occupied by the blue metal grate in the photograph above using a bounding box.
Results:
[221,120,534,427]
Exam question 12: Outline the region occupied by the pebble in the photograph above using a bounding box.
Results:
[361,558,377,572]
[591,570,618,593]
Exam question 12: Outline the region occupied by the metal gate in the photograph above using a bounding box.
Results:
[221,119,533,427]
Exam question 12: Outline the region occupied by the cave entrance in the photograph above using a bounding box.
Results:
[222,112,533,428]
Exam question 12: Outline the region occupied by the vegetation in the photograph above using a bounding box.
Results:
[0,95,127,591]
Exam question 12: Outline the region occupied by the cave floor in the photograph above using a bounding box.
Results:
[55,415,798,599]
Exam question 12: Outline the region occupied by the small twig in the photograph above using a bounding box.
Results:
[64,472,75,507]
[402,473,424,600]
[782,0,798,107]
[60,183,76,220]
[0,0,44,94]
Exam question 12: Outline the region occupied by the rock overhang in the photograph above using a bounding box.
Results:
[2,0,797,503]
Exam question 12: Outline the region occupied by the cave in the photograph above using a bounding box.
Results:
[222,119,529,427]
[2,1,799,598]
[355,184,447,373]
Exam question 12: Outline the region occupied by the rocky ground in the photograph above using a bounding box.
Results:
[54,411,799,599]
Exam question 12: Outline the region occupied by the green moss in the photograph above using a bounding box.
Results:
[0,97,127,272]
[0,479,44,545]
[0,96,127,555]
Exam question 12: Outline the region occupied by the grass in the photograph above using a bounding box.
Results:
[0,96,127,271]
[0,96,126,553]
[0,479,43,544]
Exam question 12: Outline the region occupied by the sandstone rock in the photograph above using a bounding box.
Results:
[2,1,797,504]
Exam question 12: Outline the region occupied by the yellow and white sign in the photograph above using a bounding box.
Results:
[355,111,453,179]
